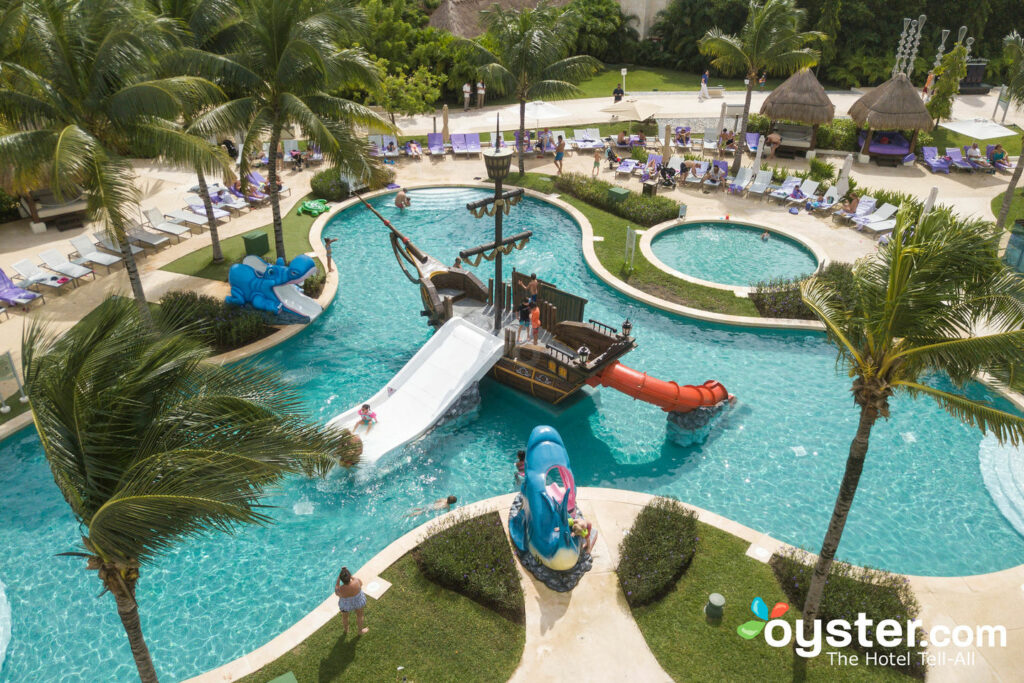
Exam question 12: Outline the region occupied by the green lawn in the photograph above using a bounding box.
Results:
[503,173,760,317]
[991,187,1024,226]
[239,554,524,683]
[930,124,1023,157]
[574,64,778,98]
[162,194,317,282]
[632,522,912,682]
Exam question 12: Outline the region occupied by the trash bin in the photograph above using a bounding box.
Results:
[607,187,629,204]
[242,231,269,257]
[642,182,658,197]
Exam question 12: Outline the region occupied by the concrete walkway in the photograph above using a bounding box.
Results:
[499,498,671,683]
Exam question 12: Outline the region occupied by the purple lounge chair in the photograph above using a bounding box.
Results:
[963,146,995,173]
[427,133,445,155]
[466,133,482,155]
[639,154,662,182]
[0,268,43,307]
[514,130,531,153]
[230,184,266,205]
[986,145,1016,172]
[945,147,974,171]
[248,171,290,196]
[745,132,760,153]
[922,147,950,174]
[450,133,468,156]
[615,159,639,176]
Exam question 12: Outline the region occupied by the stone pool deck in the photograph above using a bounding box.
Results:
[186,488,1024,683]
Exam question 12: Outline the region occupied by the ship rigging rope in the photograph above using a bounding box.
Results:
[390,233,420,284]
[468,194,522,219]
[460,237,530,267]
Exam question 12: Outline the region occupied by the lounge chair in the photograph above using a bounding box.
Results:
[673,127,693,152]
[859,218,897,237]
[229,184,267,206]
[94,233,145,258]
[551,131,570,152]
[143,208,192,241]
[703,160,729,190]
[248,171,290,197]
[69,235,122,272]
[615,159,639,176]
[769,176,800,202]
[573,129,595,150]
[167,210,208,231]
[308,144,323,166]
[405,140,424,158]
[128,225,171,250]
[834,196,877,223]
[946,147,974,172]
[466,133,482,155]
[282,139,300,165]
[807,186,840,213]
[367,134,383,158]
[853,203,898,229]
[962,146,995,173]
[0,268,43,307]
[685,161,710,185]
[514,130,531,154]
[184,200,230,225]
[745,133,760,154]
[450,133,468,156]
[38,248,94,285]
[702,135,718,154]
[212,192,250,215]
[639,154,662,182]
[427,132,445,155]
[746,169,773,197]
[11,259,71,290]
[986,145,1016,172]
[381,135,400,158]
[585,128,605,149]
[490,132,509,150]
[727,167,753,193]
[786,179,820,205]
[921,147,951,174]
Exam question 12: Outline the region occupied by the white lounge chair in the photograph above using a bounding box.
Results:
[769,176,800,202]
[215,193,250,214]
[167,210,209,231]
[834,196,877,223]
[853,203,898,229]
[727,167,753,193]
[585,128,606,149]
[184,196,230,223]
[95,233,145,258]
[38,248,94,284]
[11,259,71,290]
[860,218,897,237]
[746,169,773,197]
[808,186,840,213]
[685,161,710,185]
[490,131,509,150]
[128,225,171,250]
[787,179,820,205]
[144,208,192,241]
[69,235,122,272]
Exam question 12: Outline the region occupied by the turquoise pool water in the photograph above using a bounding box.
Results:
[651,221,819,286]
[1,187,1023,682]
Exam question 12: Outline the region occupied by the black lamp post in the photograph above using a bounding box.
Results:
[482,122,514,331]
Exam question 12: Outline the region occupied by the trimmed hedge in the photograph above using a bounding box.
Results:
[553,172,678,227]
[771,547,926,678]
[159,290,272,351]
[415,511,525,624]
[749,261,855,319]
[309,170,350,201]
[617,497,698,607]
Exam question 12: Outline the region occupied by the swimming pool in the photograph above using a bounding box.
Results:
[1,187,1022,682]
[650,221,819,287]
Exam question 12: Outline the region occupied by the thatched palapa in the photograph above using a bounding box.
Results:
[848,72,933,155]
[759,68,835,126]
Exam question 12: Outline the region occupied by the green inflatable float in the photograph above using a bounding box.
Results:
[297,198,329,217]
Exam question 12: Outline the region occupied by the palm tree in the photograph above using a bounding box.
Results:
[698,0,822,173]
[0,0,231,324]
[22,297,360,682]
[195,0,390,261]
[150,0,245,263]
[995,32,1024,231]
[461,1,599,174]
[797,207,1024,634]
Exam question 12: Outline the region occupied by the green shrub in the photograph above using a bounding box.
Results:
[808,158,836,182]
[0,187,20,223]
[815,119,859,151]
[552,172,678,226]
[913,130,934,154]
[309,170,350,201]
[415,511,525,623]
[746,112,771,135]
[617,497,698,607]
[158,290,272,351]
[369,166,397,190]
[630,146,648,163]
[302,266,327,298]
[771,547,925,678]
[750,262,854,319]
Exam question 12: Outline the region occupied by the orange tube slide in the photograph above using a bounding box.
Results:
[586,361,732,413]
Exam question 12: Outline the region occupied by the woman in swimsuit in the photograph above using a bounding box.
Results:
[335,566,369,634]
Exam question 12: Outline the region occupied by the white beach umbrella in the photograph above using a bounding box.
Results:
[921,186,938,217]
[939,119,1016,140]
[662,123,672,159]
[599,99,662,122]
[713,102,727,142]
[752,134,765,170]
[503,101,571,129]
[442,104,450,144]
[834,153,854,198]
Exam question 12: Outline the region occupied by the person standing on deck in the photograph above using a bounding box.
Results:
[518,273,539,303]
[530,302,541,344]
[477,80,486,108]
[323,237,338,272]
[463,82,472,111]
[698,70,711,102]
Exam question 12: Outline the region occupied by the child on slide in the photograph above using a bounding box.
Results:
[353,404,377,433]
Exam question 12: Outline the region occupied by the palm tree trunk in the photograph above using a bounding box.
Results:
[195,167,224,263]
[518,100,526,175]
[801,404,879,636]
[733,75,755,175]
[267,126,286,261]
[995,139,1024,230]
[116,230,153,329]
[104,567,158,682]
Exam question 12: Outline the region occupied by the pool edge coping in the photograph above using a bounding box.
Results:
[638,218,829,297]
[183,486,1024,683]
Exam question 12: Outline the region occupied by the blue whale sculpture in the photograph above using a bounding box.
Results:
[225,254,319,320]
[509,426,582,571]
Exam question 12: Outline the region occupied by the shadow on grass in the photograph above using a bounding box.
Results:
[317,630,360,683]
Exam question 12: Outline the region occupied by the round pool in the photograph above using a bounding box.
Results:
[1,187,1022,682]
[650,221,819,287]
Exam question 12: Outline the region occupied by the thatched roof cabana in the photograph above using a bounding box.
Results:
[848,72,934,155]
[760,69,835,126]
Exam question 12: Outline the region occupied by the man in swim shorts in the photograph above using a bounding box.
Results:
[554,135,565,175]
[519,273,539,303]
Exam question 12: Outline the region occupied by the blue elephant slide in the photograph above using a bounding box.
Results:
[226,254,323,323]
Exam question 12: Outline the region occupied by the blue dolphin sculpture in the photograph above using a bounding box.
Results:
[509,425,582,571]
[225,254,317,315]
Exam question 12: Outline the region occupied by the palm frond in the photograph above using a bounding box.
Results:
[894,380,1024,447]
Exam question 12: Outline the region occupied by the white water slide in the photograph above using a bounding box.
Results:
[328,317,504,465]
